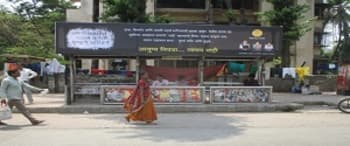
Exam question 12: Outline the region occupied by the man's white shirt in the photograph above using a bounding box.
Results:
[19,68,38,82]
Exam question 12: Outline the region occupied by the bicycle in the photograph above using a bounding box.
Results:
[338,97,350,113]
[336,87,350,113]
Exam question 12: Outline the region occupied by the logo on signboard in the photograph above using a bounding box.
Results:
[252,29,263,37]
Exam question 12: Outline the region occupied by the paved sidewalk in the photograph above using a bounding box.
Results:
[25,94,65,108]
[272,92,345,106]
[18,92,345,113]
[27,92,344,107]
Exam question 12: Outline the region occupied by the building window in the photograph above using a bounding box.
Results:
[315,4,329,19]
[314,32,328,47]
[156,0,206,9]
[211,0,259,11]
[314,32,321,45]
[93,0,99,22]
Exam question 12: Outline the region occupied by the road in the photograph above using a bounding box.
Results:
[1,108,350,146]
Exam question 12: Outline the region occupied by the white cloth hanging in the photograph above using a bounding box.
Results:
[46,59,65,74]
[282,67,296,79]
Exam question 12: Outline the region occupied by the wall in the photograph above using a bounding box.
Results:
[266,75,336,92]
[260,0,315,73]
[66,0,94,22]
[305,75,336,91]
[66,0,317,76]
[295,0,315,72]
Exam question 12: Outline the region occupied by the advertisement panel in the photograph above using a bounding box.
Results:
[210,86,272,103]
[56,22,282,57]
[101,86,204,104]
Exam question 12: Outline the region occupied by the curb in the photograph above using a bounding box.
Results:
[293,101,336,106]
[13,103,304,114]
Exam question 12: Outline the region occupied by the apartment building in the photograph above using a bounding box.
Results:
[65,0,328,74]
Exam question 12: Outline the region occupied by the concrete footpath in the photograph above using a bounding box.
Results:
[15,92,345,113]
[273,92,344,106]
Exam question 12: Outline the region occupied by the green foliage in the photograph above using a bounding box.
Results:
[0,11,22,49]
[259,0,313,67]
[225,9,236,23]
[0,0,74,62]
[150,15,173,23]
[102,0,172,23]
[273,57,282,66]
[321,49,333,57]
[102,0,148,22]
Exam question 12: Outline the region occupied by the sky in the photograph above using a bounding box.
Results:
[0,0,81,11]
[1,0,16,11]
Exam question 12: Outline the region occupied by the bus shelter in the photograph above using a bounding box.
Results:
[55,22,282,105]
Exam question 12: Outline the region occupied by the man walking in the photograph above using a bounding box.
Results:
[18,64,48,104]
[0,68,44,126]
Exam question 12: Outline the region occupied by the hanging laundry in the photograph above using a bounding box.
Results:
[296,67,310,81]
[40,62,47,76]
[46,58,65,74]
[270,68,282,78]
[282,67,296,79]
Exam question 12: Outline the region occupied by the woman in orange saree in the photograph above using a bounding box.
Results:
[124,72,157,124]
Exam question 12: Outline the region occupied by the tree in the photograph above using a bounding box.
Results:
[259,0,313,67]
[0,11,21,50]
[0,0,74,61]
[322,0,350,63]
[102,0,148,22]
[102,0,172,23]
[225,9,236,24]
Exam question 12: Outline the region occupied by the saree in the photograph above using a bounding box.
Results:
[124,79,157,122]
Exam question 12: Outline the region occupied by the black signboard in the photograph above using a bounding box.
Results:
[55,22,282,57]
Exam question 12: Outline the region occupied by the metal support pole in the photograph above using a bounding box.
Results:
[261,59,266,86]
[136,56,140,82]
[64,56,70,105]
[68,57,75,104]
[199,56,204,85]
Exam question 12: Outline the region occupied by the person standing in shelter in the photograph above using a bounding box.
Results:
[243,73,259,86]
[152,75,169,86]
[151,75,169,101]
[0,66,44,126]
[18,64,48,104]
[124,72,157,124]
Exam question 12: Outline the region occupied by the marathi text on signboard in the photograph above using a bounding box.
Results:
[67,28,115,50]
[56,22,282,57]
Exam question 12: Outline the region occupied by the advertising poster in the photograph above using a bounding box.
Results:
[101,86,204,104]
[101,86,135,104]
[210,87,272,103]
[151,87,204,103]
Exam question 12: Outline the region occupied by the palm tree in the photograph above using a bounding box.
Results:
[322,0,350,63]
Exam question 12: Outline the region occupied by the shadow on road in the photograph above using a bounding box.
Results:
[91,113,246,142]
